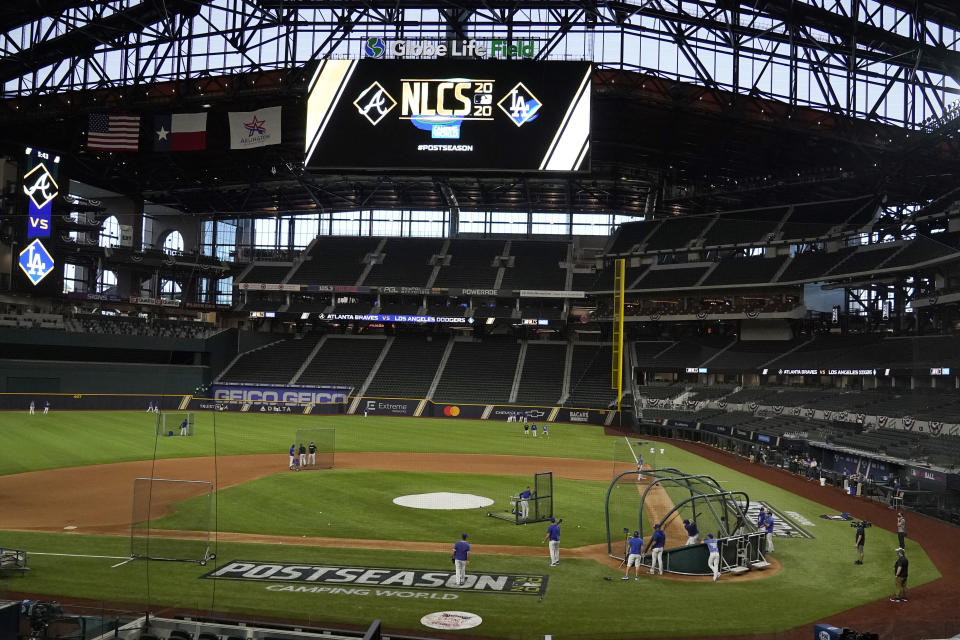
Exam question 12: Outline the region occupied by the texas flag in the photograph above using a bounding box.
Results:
[153,112,207,151]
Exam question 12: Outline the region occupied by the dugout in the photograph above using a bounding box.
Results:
[605,467,766,576]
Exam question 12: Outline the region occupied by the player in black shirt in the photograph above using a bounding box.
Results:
[892,548,909,602]
[308,441,317,466]
[854,523,865,564]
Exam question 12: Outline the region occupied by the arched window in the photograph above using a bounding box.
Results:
[163,230,185,255]
[97,270,117,294]
[99,216,120,247]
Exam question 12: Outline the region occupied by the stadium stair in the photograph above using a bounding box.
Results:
[348,337,394,414]
[289,336,328,385]
[508,340,528,403]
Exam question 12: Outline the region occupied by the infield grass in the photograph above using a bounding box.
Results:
[148,470,613,546]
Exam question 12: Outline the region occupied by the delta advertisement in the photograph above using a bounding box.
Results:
[210,383,352,405]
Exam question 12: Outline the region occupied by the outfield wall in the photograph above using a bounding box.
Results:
[0,360,208,394]
[0,391,618,426]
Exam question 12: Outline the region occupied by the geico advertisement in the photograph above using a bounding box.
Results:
[304,59,591,172]
[203,561,547,596]
[211,384,349,404]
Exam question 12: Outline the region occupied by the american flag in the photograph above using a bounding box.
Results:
[87,113,141,151]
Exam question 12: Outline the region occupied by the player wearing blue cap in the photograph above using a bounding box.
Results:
[764,512,775,552]
[518,486,532,520]
[622,531,645,580]
[542,517,561,566]
[452,533,470,586]
[705,533,721,581]
[288,443,296,470]
[757,506,766,530]
[648,523,666,575]
[683,519,699,545]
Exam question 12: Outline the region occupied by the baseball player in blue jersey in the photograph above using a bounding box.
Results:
[180,418,189,436]
[542,423,549,438]
[705,533,721,581]
[452,533,470,586]
[648,523,666,575]
[531,423,538,438]
[542,517,561,566]
[518,486,532,520]
[683,519,699,545]
[764,513,775,552]
[288,443,296,470]
[757,507,766,530]
[623,531,645,580]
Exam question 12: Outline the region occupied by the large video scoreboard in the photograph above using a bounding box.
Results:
[304,60,591,172]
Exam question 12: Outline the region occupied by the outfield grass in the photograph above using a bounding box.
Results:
[0,411,944,639]
[0,411,631,476]
[0,528,940,640]
[148,470,613,546]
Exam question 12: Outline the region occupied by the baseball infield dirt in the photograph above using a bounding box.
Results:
[0,452,773,581]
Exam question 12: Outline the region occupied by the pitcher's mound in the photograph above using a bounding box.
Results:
[393,492,494,510]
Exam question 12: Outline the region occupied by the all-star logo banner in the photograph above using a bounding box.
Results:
[202,561,548,597]
[304,59,591,172]
[228,107,282,149]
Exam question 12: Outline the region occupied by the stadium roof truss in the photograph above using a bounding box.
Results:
[4,0,960,129]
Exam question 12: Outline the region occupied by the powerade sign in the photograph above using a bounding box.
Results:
[203,561,547,597]
[211,384,351,404]
[363,38,537,59]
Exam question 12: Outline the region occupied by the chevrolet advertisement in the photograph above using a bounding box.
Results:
[304,60,591,171]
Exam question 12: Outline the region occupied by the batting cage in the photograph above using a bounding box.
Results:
[130,477,216,565]
[156,412,195,437]
[604,468,761,575]
[292,427,335,470]
[488,471,553,524]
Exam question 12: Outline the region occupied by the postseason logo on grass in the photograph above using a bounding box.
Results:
[202,560,548,597]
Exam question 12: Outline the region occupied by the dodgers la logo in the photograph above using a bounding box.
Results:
[18,238,55,285]
[497,82,541,126]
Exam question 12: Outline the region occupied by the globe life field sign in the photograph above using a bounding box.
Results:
[304,60,591,172]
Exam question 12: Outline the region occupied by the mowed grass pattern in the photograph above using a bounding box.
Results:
[0,411,623,476]
[149,470,613,547]
[0,411,944,639]
[0,529,940,640]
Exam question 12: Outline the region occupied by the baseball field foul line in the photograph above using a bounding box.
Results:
[29,552,132,560]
